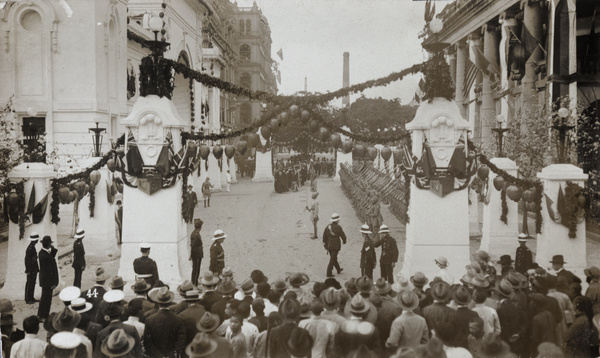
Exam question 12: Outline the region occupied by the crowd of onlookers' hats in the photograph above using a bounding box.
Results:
[3,256,600,358]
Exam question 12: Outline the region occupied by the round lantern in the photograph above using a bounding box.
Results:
[213,145,223,160]
[318,127,330,142]
[330,134,342,148]
[269,118,281,132]
[106,158,116,172]
[392,148,403,164]
[83,184,89,197]
[247,133,260,148]
[308,119,320,132]
[353,144,366,158]
[280,112,290,124]
[505,185,522,202]
[492,176,505,191]
[236,141,248,155]
[260,126,272,139]
[300,110,310,122]
[89,170,101,186]
[187,141,198,152]
[477,165,490,180]
[342,140,353,154]
[70,190,79,203]
[59,187,70,204]
[367,147,378,161]
[7,192,19,207]
[381,146,392,161]
[74,181,86,197]
[522,189,535,203]
[289,105,300,118]
[225,145,236,159]
[199,145,210,160]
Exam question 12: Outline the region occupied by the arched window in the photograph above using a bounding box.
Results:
[240,73,251,89]
[239,19,245,34]
[240,103,252,124]
[17,9,44,96]
[245,19,251,34]
[240,44,251,61]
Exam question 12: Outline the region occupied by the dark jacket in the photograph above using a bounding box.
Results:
[81,284,107,323]
[497,298,528,355]
[179,304,206,346]
[209,242,225,273]
[144,308,187,358]
[190,229,203,260]
[25,242,39,273]
[527,310,557,357]
[322,222,346,251]
[377,234,399,264]
[133,256,159,287]
[515,246,532,274]
[38,246,59,288]
[450,306,480,349]
[94,320,142,358]
[72,238,86,269]
[360,237,376,269]
[200,291,222,312]
[267,322,297,358]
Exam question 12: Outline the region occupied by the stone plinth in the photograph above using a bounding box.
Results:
[207,154,223,190]
[334,127,353,182]
[537,164,588,277]
[480,158,519,258]
[252,150,274,182]
[469,189,482,238]
[1,163,58,300]
[77,162,120,263]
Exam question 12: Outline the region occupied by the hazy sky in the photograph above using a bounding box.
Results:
[237,0,452,105]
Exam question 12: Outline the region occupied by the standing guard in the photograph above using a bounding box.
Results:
[24,232,40,304]
[376,224,399,283]
[72,228,86,288]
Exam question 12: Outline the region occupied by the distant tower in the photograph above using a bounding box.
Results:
[304,77,307,92]
[342,52,350,107]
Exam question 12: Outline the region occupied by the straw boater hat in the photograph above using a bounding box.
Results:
[222,267,234,278]
[74,228,85,239]
[140,243,151,250]
[178,280,194,296]
[101,329,136,358]
[104,289,125,303]
[50,332,81,350]
[148,286,174,304]
[69,298,93,314]
[360,224,372,235]
[28,232,40,241]
[186,332,218,358]
[517,233,528,242]
[196,312,221,333]
[201,271,220,286]
[212,229,227,241]
[330,213,340,222]
[240,278,255,294]
[59,286,81,303]
[183,290,200,301]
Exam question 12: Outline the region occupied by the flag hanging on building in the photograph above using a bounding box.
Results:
[277,48,283,61]
[521,22,544,59]
[472,45,500,77]
[462,56,480,99]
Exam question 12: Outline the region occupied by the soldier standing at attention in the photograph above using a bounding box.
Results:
[515,233,533,275]
[209,230,226,276]
[202,177,214,208]
[375,224,399,283]
[190,219,204,286]
[359,224,376,280]
[72,228,86,288]
[323,213,347,278]
[24,232,40,304]
[133,243,160,287]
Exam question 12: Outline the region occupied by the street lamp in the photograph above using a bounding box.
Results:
[89,122,106,157]
[552,107,575,164]
[491,114,509,157]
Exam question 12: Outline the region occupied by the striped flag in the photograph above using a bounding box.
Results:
[472,45,500,77]
[462,56,480,99]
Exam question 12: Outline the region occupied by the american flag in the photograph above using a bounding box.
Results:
[462,56,480,100]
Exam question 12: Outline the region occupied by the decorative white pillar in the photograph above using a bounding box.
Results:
[401,98,472,281]
[537,164,588,277]
[480,158,520,257]
[1,163,58,300]
[207,151,223,190]
[118,96,190,290]
[334,126,352,182]
[252,130,274,182]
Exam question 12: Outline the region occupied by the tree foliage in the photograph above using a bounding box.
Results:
[0,97,23,192]
[344,95,416,138]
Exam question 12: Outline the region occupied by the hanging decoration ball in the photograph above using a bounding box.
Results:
[300,110,311,123]
[74,181,86,197]
[557,107,569,118]
[67,191,74,204]
[522,189,535,203]
[225,145,236,159]
[89,170,101,186]
[199,145,210,160]
[367,146,378,161]
[578,194,587,207]
[269,118,281,132]
[212,145,223,160]
[381,146,392,161]
[7,192,19,207]
[106,158,116,172]
[492,176,505,191]
[70,190,79,203]
[187,141,198,152]
[59,187,70,204]
[236,140,248,155]
[392,147,403,164]
[342,140,353,154]
[247,133,260,148]
[330,134,342,148]
[353,144,367,158]
[83,184,89,197]
[260,125,272,139]
[429,17,443,34]
[280,111,290,124]
[289,105,300,118]
[318,127,330,142]
[505,185,522,202]
[308,119,320,132]
[477,165,490,180]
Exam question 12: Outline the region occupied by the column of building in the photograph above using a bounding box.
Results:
[481,23,500,142]
[454,42,467,119]
[468,34,482,136]
[499,12,517,121]
[520,0,544,106]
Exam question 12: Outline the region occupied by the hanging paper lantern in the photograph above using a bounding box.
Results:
[59,187,70,204]
[381,146,392,161]
[199,145,210,160]
[477,165,490,180]
[187,141,198,152]
[213,145,223,160]
[330,134,342,148]
[392,148,403,163]
[522,189,535,203]
[89,170,101,186]
[308,119,320,132]
[269,118,280,132]
[279,112,290,125]
[74,181,86,197]
[367,146,378,161]
[260,125,272,139]
[342,140,353,154]
[300,110,310,122]
[505,185,521,202]
[289,105,300,118]
[318,127,330,141]
[236,141,248,155]
[247,133,260,148]
[70,190,79,203]
[492,176,505,191]
[225,145,236,159]
[578,194,587,207]
[353,144,366,158]
[106,158,116,172]
[7,192,19,207]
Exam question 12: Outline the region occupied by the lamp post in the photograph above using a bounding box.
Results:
[491,115,509,157]
[89,122,106,157]
[143,15,170,97]
[552,107,575,164]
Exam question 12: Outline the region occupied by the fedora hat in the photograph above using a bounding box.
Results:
[374,278,392,295]
[356,276,373,294]
[279,298,302,321]
[59,286,81,303]
[324,278,342,290]
[320,288,340,309]
[183,290,200,301]
[434,256,448,268]
[379,224,390,234]
[474,250,490,263]
[130,278,151,293]
[506,272,526,289]
[0,299,15,315]
[517,233,528,242]
[471,274,491,288]
[178,280,194,296]
[430,281,451,302]
[287,327,314,358]
[109,276,127,289]
[476,332,512,358]
[212,229,227,241]
[222,267,234,278]
[550,255,566,265]
[497,254,513,265]
[74,228,85,239]
[95,267,110,282]
[148,286,174,304]
[201,271,220,286]
[392,273,411,293]
[452,286,472,306]
[197,312,221,333]
[28,232,40,241]
[186,332,218,358]
[104,289,125,303]
[344,277,358,294]
[41,235,53,245]
[360,224,372,234]
[496,279,515,298]
[216,277,237,295]
[250,270,268,284]
[585,266,600,279]
[330,213,340,222]
[53,307,81,332]
[101,328,136,357]
[410,272,429,287]
[272,278,288,292]
[397,290,420,311]
[460,273,474,286]
[240,278,255,294]
[349,294,370,315]
[50,332,81,350]
[69,298,93,314]
[287,273,310,287]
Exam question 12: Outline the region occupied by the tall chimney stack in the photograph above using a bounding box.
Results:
[342,52,350,107]
[304,76,307,93]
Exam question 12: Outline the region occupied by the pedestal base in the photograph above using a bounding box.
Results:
[252,150,273,182]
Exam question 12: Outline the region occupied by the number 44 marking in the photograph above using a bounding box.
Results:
[87,288,98,298]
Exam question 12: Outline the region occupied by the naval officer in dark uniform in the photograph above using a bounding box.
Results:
[24,232,40,303]
[72,228,86,288]
[133,243,160,287]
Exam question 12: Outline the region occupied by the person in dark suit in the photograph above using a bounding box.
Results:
[375,224,399,284]
[496,279,528,356]
[551,255,582,286]
[322,213,347,278]
[24,232,40,304]
[144,287,187,358]
[190,219,204,286]
[133,243,160,287]
[72,228,86,288]
[94,297,142,358]
[178,290,206,347]
[81,267,110,323]
[448,286,480,349]
[267,298,301,358]
[199,272,222,312]
[359,224,376,280]
[37,235,59,321]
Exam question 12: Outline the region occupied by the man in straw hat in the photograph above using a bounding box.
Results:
[72,227,86,288]
[95,291,142,357]
[335,294,380,356]
[44,331,82,358]
[514,233,533,275]
[178,289,206,346]
[81,267,110,322]
[144,286,187,357]
[375,224,398,284]
[386,290,428,350]
[37,235,59,322]
[24,232,40,304]
[359,224,376,280]
[268,298,302,357]
[199,271,222,312]
[448,286,479,349]
[372,277,401,341]
[133,243,160,287]
[209,230,227,276]
[422,280,454,334]
[322,213,347,278]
